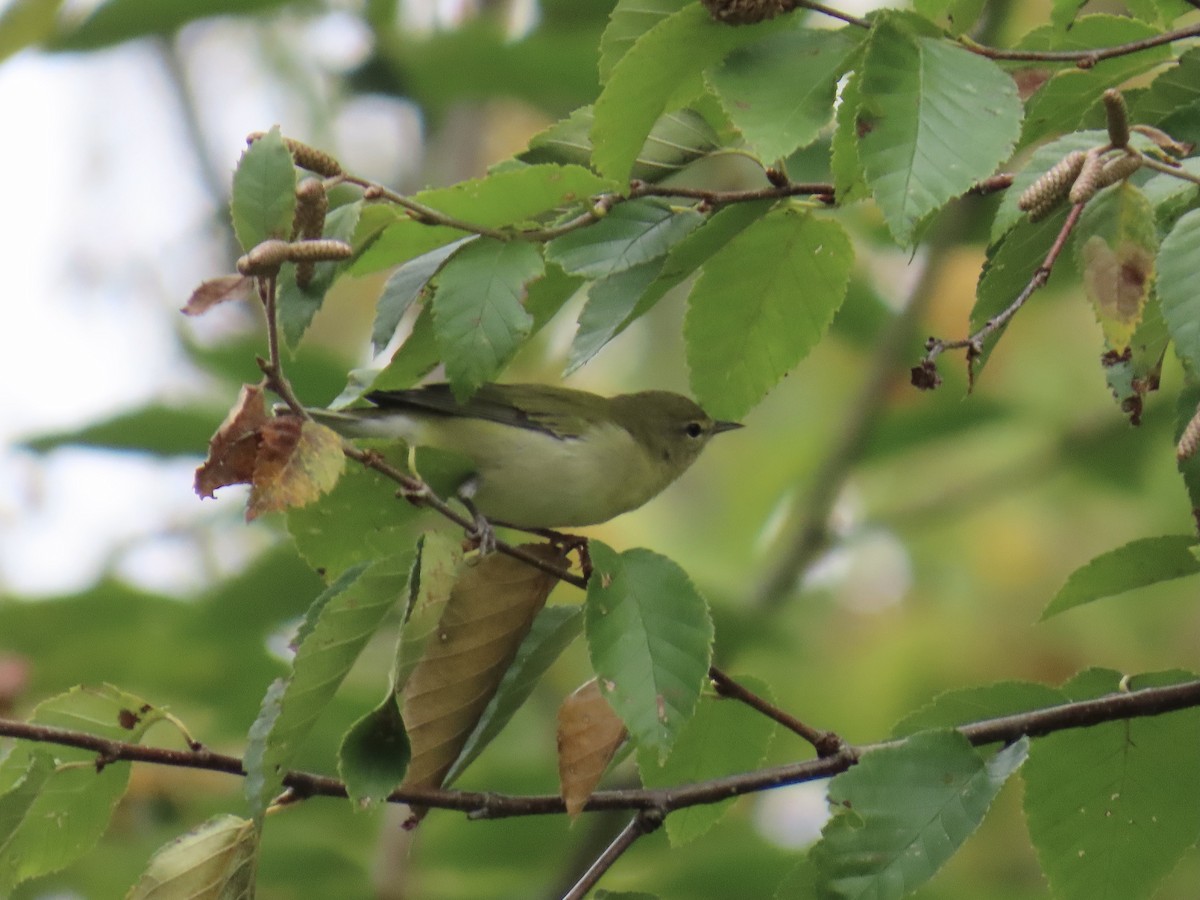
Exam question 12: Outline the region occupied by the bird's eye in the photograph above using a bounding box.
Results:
[685,422,704,438]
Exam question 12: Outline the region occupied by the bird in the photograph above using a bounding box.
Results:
[307,382,742,536]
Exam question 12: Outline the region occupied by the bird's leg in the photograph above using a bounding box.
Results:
[456,477,497,555]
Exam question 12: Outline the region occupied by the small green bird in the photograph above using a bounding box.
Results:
[309,382,741,531]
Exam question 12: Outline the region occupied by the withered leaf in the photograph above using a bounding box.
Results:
[194,385,270,499]
[557,677,627,819]
[181,275,254,317]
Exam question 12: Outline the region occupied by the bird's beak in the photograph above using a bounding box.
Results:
[713,420,743,434]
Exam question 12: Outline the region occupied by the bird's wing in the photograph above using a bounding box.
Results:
[364,384,592,439]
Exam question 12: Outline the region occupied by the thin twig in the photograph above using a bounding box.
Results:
[5,678,1199,819]
[561,809,664,900]
[921,202,1084,378]
[709,667,842,756]
[963,21,1200,64]
[1143,156,1200,186]
[790,0,869,28]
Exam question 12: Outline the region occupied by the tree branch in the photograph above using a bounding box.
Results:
[5,678,1199,820]
[560,809,664,900]
[709,666,842,756]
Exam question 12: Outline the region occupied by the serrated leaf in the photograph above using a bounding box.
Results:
[1158,208,1200,373]
[401,545,567,807]
[892,681,1069,739]
[1103,294,1168,423]
[126,815,258,900]
[1042,535,1200,620]
[639,678,777,845]
[685,209,852,420]
[1019,16,1173,146]
[447,604,584,785]
[546,199,703,279]
[0,753,54,868]
[371,238,474,353]
[591,3,797,181]
[557,678,628,819]
[0,686,166,892]
[1023,668,1200,900]
[521,106,721,183]
[431,238,543,401]
[857,14,1022,245]
[1074,182,1157,350]
[230,126,296,253]
[338,693,411,809]
[585,542,713,762]
[1131,45,1200,124]
[567,199,775,375]
[244,556,410,814]
[567,260,664,375]
[811,731,1029,899]
[368,304,443,394]
[830,66,869,204]
[1175,381,1200,516]
[278,200,362,347]
[708,27,860,163]
[598,0,690,83]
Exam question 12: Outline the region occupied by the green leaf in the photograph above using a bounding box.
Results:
[857,14,1022,245]
[445,605,584,784]
[546,199,703,279]
[1074,182,1157,351]
[1023,668,1200,900]
[598,0,690,83]
[1131,45,1200,124]
[338,693,411,809]
[371,237,473,353]
[892,681,1069,739]
[431,238,544,401]
[639,678,776,845]
[287,464,421,581]
[1158,208,1200,373]
[585,542,714,762]
[567,261,664,375]
[1103,295,1169,423]
[243,556,410,815]
[567,199,776,375]
[368,304,443,394]
[278,200,362,347]
[521,106,722,183]
[969,210,1072,378]
[708,27,860,163]
[811,731,1029,899]
[591,3,797,181]
[686,209,852,420]
[230,126,296,253]
[829,67,868,205]
[127,814,259,900]
[1042,535,1200,620]
[0,686,166,892]
[1019,17,1173,146]
[20,402,222,457]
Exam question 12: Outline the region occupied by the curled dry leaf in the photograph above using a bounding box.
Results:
[194,386,345,519]
[181,274,253,317]
[557,677,628,819]
[400,543,568,818]
[194,385,270,500]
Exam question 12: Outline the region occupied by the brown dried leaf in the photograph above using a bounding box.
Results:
[400,543,568,816]
[557,678,628,819]
[248,418,345,519]
[181,275,253,316]
[194,385,270,499]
